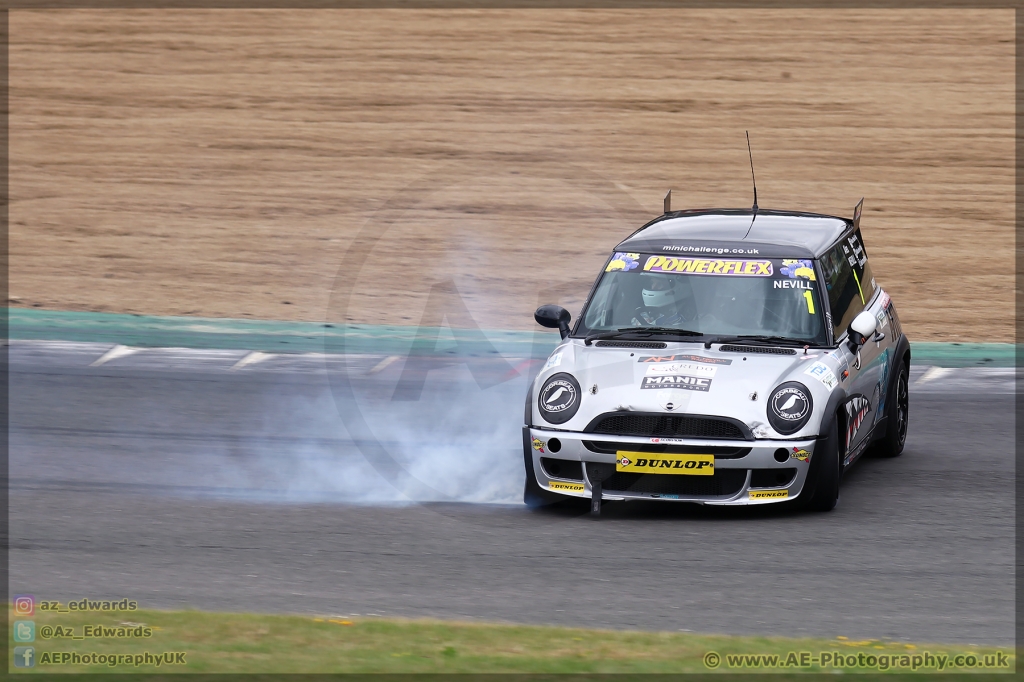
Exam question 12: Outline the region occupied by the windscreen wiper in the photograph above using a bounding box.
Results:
[584,327,703,346]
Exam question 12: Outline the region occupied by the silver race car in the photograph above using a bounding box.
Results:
[525,200,909,513]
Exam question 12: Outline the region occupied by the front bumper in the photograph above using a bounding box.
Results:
[528,427,815,505]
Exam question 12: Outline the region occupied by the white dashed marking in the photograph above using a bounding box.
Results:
[917,366,953,384]
[367,355,400,375]
[231,351,274,371]
[90,344,141,367]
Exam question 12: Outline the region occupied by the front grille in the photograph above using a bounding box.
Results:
[720,345,797,355]
[749,468,797,488]
[540,458,583,481]
[583,441,751,459]
[594,340,667,349]
[599,468,747,497]
[586,413,751,440]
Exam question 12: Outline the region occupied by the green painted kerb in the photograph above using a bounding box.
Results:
[6,308,1016,367]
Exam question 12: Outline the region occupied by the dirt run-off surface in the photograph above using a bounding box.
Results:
[11,10,1014,341]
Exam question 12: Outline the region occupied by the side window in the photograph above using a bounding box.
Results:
[822,229,876,338]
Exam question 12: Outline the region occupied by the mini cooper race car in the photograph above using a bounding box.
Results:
[525,200,909,513]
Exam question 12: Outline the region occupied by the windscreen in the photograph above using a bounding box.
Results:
[578,253,827,343]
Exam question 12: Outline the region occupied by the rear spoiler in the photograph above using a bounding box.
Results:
[853,198,864,229]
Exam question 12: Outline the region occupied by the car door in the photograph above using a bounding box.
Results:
[820,230,891,461]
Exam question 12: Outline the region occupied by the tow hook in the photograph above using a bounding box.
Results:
[586,463,616,516]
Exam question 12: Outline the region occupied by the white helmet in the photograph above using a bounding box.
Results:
[642,276,676,308]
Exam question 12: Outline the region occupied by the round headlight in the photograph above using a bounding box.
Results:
[537,373,582,425]
[767,382,813,435]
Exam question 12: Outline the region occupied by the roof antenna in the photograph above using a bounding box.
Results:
[746,130,758,213]
[663,189,672,214]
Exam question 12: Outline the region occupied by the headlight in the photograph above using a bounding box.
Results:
[767,382,813,435]
[537,373,582,424]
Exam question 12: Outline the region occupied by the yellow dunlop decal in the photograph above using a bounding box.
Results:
[548,481,585,493]
[616,452,714,475]
[749,489,789,500]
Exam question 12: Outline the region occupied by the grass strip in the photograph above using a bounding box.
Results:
[8,607,1014,675]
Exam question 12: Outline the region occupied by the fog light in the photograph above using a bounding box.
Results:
[548,438,562,453]
[773,448,789,463]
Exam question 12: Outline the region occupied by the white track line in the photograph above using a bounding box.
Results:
[367,355,400,375]
[230,351,274,371]
[90,344,141,367]
[917,366,954,384]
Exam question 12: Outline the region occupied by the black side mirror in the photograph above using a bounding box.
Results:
[535,305,571,339]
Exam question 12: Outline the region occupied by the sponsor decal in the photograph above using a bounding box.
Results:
[805,362,838,390]
[845,395,871,449]
[645,363,718,378]
[538,373,582,424]
[876,309,888,329]
[638,354,732,365]
[771,386,811,422]
[767,382,813,435]
[650,437,688,444]
[749,489,789,500]
[847,234,867,267]
[542,352,562,372]
[548,481,585,493]
[643,256,773,276]
[780,259,816,281]
[879,289,891,310]
[615,452,715,475]
[542,380,576,412]
[875,350,891,416]
[790,447,811,463]
[660,245,760,255]
[606,252,641,272]
[641,375,711,391]
[773,279,813,290]
[531,437,545,453]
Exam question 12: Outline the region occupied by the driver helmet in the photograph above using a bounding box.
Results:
[642,275,679,308]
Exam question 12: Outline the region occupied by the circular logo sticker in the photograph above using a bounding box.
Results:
[771,387,810,421]
[538,373,581,424]
[618,456,631,467]
[767,382,813,435]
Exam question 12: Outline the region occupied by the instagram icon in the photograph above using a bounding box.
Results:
[13,595,34,616]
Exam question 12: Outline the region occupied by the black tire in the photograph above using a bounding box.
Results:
[799,416,841,512]
[874,357,909,458]
[522,431,561,507]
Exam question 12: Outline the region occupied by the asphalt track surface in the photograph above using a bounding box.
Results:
[9,340,1015,645]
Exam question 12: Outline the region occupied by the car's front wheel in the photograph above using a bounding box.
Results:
[799,416,841,512]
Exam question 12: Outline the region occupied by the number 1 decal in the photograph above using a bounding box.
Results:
[803,290,816,314]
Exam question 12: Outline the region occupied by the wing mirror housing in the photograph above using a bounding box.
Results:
[847,310,877,351]
[535,305,571,339]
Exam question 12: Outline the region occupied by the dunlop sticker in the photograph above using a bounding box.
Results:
[643,256,773,276]
[616,452,714,475]
[749,489,789,500]
[548,481,585,493]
